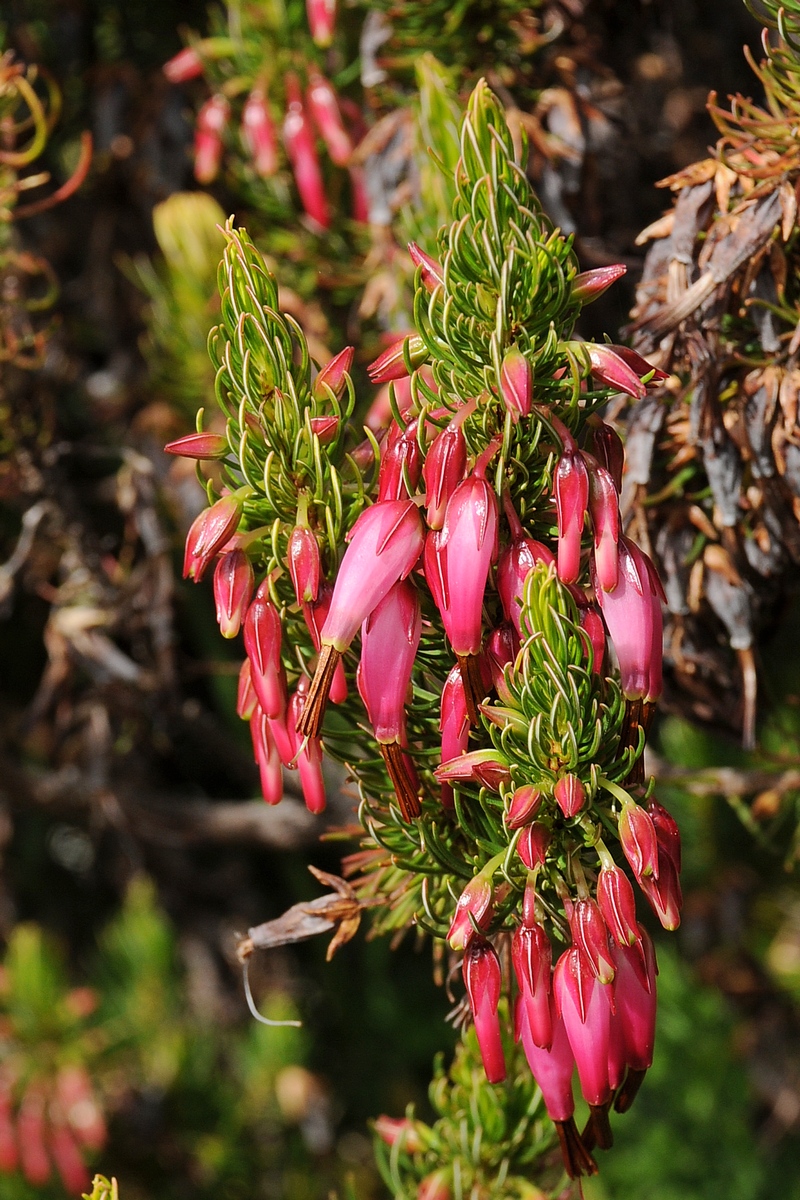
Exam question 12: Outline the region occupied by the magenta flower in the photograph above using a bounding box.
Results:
[639,846,682,930]
[367,335,428,384]
[236,660,257,720]
[266,707,295,769]
[243,581,286,719]
[435,748,511,792]
[163,46,204,83]
[302,582,348,704]
[581,343,648,400]
[618,799,659,881]
[306,0,336,46]
[572,263,626,305]
[287,680,326,814]
[307,71,352,166]
[484,623,517,700]
[592,536,664,702]
[194,94,229,184]
[611,344,670,383]
[417,1171,451,1200]
[408,242,444,292]
[597,866,642,950]
[313,346,354,400]
[287,526,321,605]
[517,823,551,869]
[511,921,553,1049]
[213,550,255,638]
[439,664,470,809]
[506,784,542,830]
[569,898,615,985]
[422,421,467,530]
[183,493,243,582]
[499,346,532,422]
[554,442,589,584]
[241,89,278,178]
[463,936,506,1083]
[373,1117,422,1152]
[309,415,340,443]
[648,797,682,872]
[250,705,283,806]
[554,947,613,1109]
[579,605,606,674]
[447,867,494,951]
[612,932,657,1075]
[283,73,330,230]
[164,431,228,459]
[497,535,554,637]
[378,419,423,503]
[588,417,625,492]
[554,774,586,819]
[584,454,620,592]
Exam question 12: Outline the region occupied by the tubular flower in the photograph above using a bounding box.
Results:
[511,920,553,1049]
[367,335,428,384]
[306,0,336,46]
[592,537,664,703]
[288,678,326,814]
[307,71,352,166]
[584,454,620,592]
[287,525,321,606]
[554,948,614,1120]
[165,431,228,459]
[597,866,642,950]
[378,419,423,503]
[213,549,254,638]
[439,664,470,809]
[243,581,286,719]
[463,936,506,1083]
[578,342,649,400]
[251,704,283,805]
[283,73,330,229]
[612,933,658,1113]
[194,94,229,184]
[357,579,422,820]
[497,535,554,637]
[241,89,278,177]
[183,492,243,582]
[313,346,354,400]
[499,346,532,421]
[423,420,467,529]
[569,899,615,985]
[408,241,444,291]
[588,417,625,492]
[572,264,626,305]
[163,46,204,83]
[554,442,589,584]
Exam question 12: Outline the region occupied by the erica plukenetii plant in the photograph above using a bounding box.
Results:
[171,80,680,1185]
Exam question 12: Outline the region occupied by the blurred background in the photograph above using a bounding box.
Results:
[2,0,800,1195]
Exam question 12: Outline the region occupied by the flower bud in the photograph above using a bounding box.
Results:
[592,537,664,702]
[648,797,681,872]
[554,948,613,1108]
[163,46,204,83]
[288,679,326,814]
[618,800,659,881]
[554,774,585,819]
[572,263,626,305]
[306,0,336,46]
[302,582,347,703]
[241,88,278,177]
[49,1121,89,1195]
[307,71,352,165]
[213,550,254,638]
[367,335,428,384]
[284,73,330,229]
[164,431,228,459]
[18,1084,49,1185]
[612,933,657,1073]
[579,605,606,675]
[374,1116,422,1152]
[423,421,467,530]
[313,346,354,400]
[439,664,469,809]
[569,899,615,984]
[517,823,551,869]
[418,1171,451,1200]
[512,921,553,1049]
[639,847,682,930]
[183,493,243,581]
[435,749,511,792]
[0,1079,16,1171]
[581,342,648,400]
[463,935,506,1083]
[251,704,283,806]
[435,473,499,662]
[597,866,641,949]
[243,581,286,719]
[194,94,229,184]
[447,869,494,951]
[236,659,258,720]
[506,784,542,830]
[378,419,423,502]
[610,345,669,384]
[484,624,517,701]
[309,415,340,443]
[499,346,532,421]
[584,454,619,592]
[497,536,554,636]
[287,526,321,605]
[408,241,444,292]
[588,418,624,492]
[554,444,589,584]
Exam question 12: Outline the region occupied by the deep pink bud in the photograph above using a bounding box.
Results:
[569,899,615,984]
[439,664,469,808]
[267,707,295,768]
[554,445,589,584]
[554,948,613,1107]
[512,922,553,1049]
[164,431,228,459]
[251,705,283,805]
[288,679,326,814]
[484,624,517,700]
[243,581,286,719]
[648,797,681,872]
[572,264,626,304]
[408,241,444,291]
[49,1122,89,1196]
[302,583,347,704]
[580,605,606,674]
[435,749,511,792]
[241,89,278,177]
[357,579,421,743]
[313,346,354,400]
[423,421,467,530]
[589,419,625,492]
[288,526,321,605]
[497,537,554,636]
[610,345,670,384]
[306,0,336,46]
[378,419,423,502]
[284,73,330,229]
[194,94,229,184]
[506,785,542,830]
[433,475,498,657]
[0,1082,16,1171]
[518,823,551,869]
[517,1001,575,1121]
[592,537,664,702]
[463,936,506,1083]
[214,550,255,638]
[447,868,493,950]
[618,800,659,881]
[367,335,428,384]
[307,71,352,166]
[597,866,641,949]
[499,346,532,421]
[374,1116,422,1152]
[309,415,340,443]
[554,774,586,819]
[612,933,657,1071]
[584,455,619,592]
[236,659,258,720]
[320,500,424,652]
[639,846,682,930]
[418,1171,451,1200]
[349,165,370,222]
[18,1085,49,1186]
[183,493,243,581]
[582,342,648,400]
[163,45,204,83]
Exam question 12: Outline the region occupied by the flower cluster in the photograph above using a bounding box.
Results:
[173,80,681,1183]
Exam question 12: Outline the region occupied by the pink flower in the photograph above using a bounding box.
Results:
[463,936,506,1083]
[512,921,553,1049]
[435,749,511,792]
[499,346,532,421]
[554,947,613,1108]
[213,550,255,638]
[417,1171,451,1200]
[423,421,467,530]
[250,705,283,805]
[378,419,423,503]
[569,899,615,985]
[588,417,624,492]
[611,345,669,383]
[554,443,589,584]
[516,1001,574,1121]
[236,659,257,720]
[648,797,681,872]
[287,526,321,605]
[306,0,336,46]
[579,605,606,674]
[163,46,204,83]
[348,165,370,222]
[447,869,494,951]
[572,263,626,305]
[592,537,664,702]
[554,774,586,819]
[497,535,553,637]
[484,624,517,700]
[313,346,354,400]
[439,664,469,809]
[639,847,682,930]
[584,454,619,592]
[194,94,229,184]
[374,1116,422,1152]
[517,823,551,869]
[597,866,642,950]
[581,343,648,400]
[618,800,659,881]
[408,242,444,291]
[506,784,542,830]
[283,73,330,229]
[241,89,278,177]
[307,71,352,166]
[612,933,657,1073]
[49,1121,89,1195]
[288,679,326,814]
[164,431,228,459]
[309,415,340,443]
[243,581,286,719]
[183,493,243,581]
[302,583,347,704]
[367,335,428,384]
